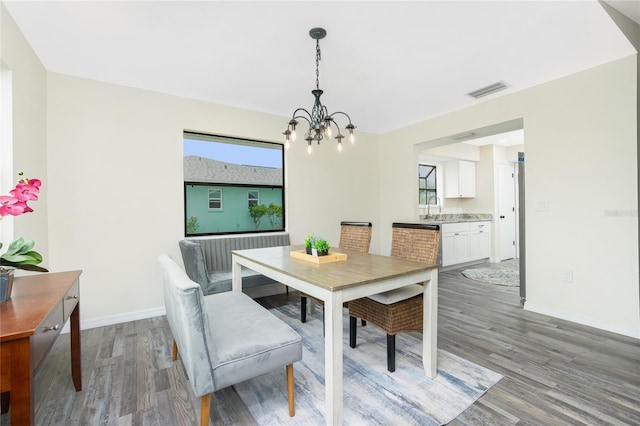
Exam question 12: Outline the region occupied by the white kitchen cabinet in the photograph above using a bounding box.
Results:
[441,222,470,266]
[445,160,476,198]
[441,221,491,266]
[478,223,491,258]
[442,232,469,266]
[468,221,491,260]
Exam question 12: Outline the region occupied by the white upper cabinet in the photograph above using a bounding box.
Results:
[445,160,476,198]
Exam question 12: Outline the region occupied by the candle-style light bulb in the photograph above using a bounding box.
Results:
[307,142,313,154]
[337,141,343,152]
[346,123,356,144]
[326,126,332,139]
[289,119,298,142]
[285,140,290,150]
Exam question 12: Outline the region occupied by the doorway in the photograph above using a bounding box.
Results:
[415,119,524,269]
[498,163,517,261]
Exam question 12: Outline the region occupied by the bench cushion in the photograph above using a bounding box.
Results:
[205,291,302,390]
[158,254,302,397]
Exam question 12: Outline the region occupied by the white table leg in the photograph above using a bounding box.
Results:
[231,254,242,292]
[423,267,438,378]
[324,292,344,426]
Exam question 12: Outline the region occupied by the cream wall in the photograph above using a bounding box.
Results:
[380,55,639,338]
[45,73,380,324]
[1,3,48,261]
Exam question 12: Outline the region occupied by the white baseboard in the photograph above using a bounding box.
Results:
[524,302,640,339]
[61,306,166,334]
[60,286,288,334]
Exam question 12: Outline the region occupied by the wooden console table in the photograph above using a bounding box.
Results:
[0,270,82,425]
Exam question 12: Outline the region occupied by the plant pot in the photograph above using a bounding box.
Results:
[0,269,15,302]
[312,248,328,257]
[306,247,312,255]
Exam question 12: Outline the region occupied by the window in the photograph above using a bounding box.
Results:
[184,132,285,236]
[248,190,259,208]
[419,164,437,205]
[208,189,222,209]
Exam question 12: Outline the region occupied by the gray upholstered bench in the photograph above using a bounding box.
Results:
[179,233,290,297]
[158,254,302,424]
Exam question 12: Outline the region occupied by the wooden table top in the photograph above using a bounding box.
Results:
[0,270,82,342]
[232,245,436,291]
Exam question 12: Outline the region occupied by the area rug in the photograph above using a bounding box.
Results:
[461,268,519,286]
[234,304,503,425]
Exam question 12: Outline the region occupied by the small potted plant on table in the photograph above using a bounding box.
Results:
[304,234,331,257]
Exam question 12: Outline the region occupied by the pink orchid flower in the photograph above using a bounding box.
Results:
[10,181,40,201]
[0,195,26,216]
[16,201,33,213]
[26,178,42,188]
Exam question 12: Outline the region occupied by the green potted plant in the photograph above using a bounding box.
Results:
[0,172,48,302]
[304,234,315,255]
[304,234,332,256]
[312,237,331,256]
[1,237,48,272]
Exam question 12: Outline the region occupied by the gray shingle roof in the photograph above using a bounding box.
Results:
[183,156,283,186]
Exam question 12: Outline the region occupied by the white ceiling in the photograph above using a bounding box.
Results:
[3,1,637,135]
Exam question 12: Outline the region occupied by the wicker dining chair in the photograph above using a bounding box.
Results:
[348,222,439,372]
[300,222,372,323]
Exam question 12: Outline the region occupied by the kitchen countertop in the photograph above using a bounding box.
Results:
[419,213,493,224]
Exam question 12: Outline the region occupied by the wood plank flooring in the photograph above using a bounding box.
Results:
[1,261,638,425]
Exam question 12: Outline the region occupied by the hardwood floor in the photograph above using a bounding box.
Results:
[2,262,638,425]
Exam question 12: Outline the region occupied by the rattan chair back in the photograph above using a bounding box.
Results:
[338,221,372,253]
[390,223,439,263]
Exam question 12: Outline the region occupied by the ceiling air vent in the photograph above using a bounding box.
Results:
[466,81,509,99]
[451,132,477,141]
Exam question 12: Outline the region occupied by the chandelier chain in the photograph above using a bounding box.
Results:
[315,39,321,90]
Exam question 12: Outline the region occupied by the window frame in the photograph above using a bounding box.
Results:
[248,190,260,208]
[208,188,222,210]
[183,131,285,236]
[418,164,437,206]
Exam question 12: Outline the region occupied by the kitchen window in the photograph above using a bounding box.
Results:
[419,164,437,205]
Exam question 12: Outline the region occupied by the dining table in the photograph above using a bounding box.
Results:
[231,245,439,426]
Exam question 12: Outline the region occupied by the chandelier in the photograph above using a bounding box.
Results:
[283,27,356,154]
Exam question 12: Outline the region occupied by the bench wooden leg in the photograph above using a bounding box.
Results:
[201,394,211,426]
[172,339,179,361]
[286,364,295,417]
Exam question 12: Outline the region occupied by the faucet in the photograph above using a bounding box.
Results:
[426,196,442,217]
[427,195,437,216]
